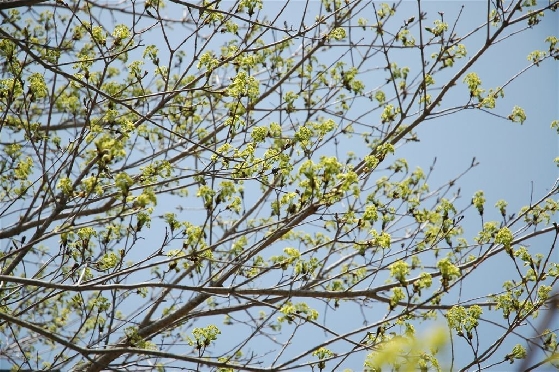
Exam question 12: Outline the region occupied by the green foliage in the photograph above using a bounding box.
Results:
[437,258,461,290]
[278,302,319,323]
[312,347,335,371]
[472,190,485,216]
[125,327,156,350]
[463,72,484,98]
[505,344,527,362]
[425,20,449,37]
[364,327,446,372]
[495,199,508,217]
[0,1,557,371]
[495,227,514,253]
[329,27,347,41]
[446,305,483,338]
[508,105,527,124]
[390,260,410,285]
[187,325,221,351]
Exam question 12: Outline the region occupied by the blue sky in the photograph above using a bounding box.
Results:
[390,2,559,370]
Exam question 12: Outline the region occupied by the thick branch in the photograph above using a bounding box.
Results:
[0,0,49,9]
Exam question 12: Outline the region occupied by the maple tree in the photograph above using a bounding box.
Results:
[0,0,558,371]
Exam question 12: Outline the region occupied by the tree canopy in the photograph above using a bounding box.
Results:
[0,0,558,371]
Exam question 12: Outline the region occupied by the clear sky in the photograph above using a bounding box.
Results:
[386,2,559,369]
